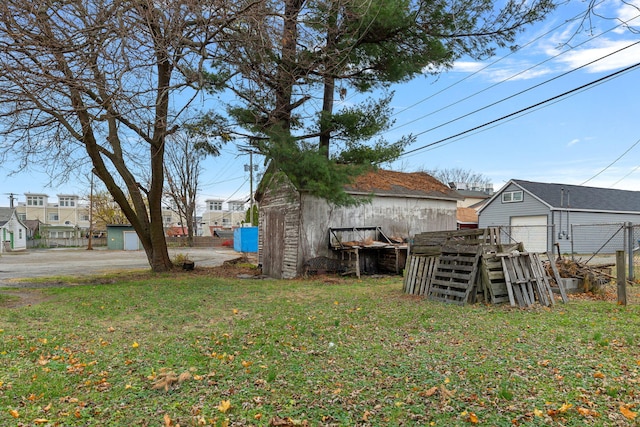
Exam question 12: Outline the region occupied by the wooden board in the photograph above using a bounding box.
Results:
[546,251,569,303]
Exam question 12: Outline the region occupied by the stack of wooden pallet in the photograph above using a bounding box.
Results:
[403,229,567,307]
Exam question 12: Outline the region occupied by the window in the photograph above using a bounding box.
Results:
[18,213,26,220]
[222,218,231,225]
[80,214,90,221]
[49,213,59,221]
[163,216,173,224]
[27,196,44,206]
[208,201,222,211]
[59,197,76,207]
[502,190,523,203]
[229,202,244,212]
[19,229,22,239]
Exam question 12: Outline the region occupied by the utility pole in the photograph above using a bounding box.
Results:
[87,173,94,250]
[7,193,16,208]
[244,150,258,225]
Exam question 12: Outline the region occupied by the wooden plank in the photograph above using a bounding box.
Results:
[402,255,411,293]
[422,256,436,296]
[417,257,429,296]
[404,255,416,294]
[501,257,517,307]
[546,251,568,303]
[414,256,426,296]
[531,253,555,306]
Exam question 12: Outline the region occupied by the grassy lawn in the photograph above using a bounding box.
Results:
[1,273,639,426]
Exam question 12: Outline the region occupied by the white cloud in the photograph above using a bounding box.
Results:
[568,138,580,147]
[451,61,485,73]
[552,39,640,73]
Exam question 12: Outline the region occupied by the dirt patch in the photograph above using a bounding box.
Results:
[0,289,53,308]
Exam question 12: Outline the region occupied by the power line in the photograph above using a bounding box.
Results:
[399,61,640,158]
[388,12,640,135]
[581,137,640,185]
[390,2,597,118]
[610,162,640,187]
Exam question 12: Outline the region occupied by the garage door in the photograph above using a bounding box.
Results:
[510,215,548,252]
[123,231,140,251]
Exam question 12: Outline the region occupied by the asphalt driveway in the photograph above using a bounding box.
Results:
[0,247,241,287]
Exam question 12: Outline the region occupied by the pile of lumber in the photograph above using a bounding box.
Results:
[403,229,568,307]
[544,257,613,292]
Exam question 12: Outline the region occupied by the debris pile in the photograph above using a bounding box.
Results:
[543,257,613,293]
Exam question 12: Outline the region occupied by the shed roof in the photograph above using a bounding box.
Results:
[457,207,478,224]
[502,179,640,212]
[344,169,461,201]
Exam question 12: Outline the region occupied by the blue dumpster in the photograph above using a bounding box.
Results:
[233,227,258,253]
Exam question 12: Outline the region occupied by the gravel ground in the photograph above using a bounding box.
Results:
[0,246,241,288]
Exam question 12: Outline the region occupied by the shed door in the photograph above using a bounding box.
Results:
[510,215,548,252]
[263,210,285,278]
[123,231,139,251]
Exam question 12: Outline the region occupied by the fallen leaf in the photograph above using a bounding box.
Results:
[217,400,231,414]
[559,403,573,413]
[33,419,49,425]
[577,407,598,417]
[467,412,479,424]
[9,409,19,418]
[164,413,172,426]
[593,372,605,379]
[132,342,139,348]
[420,386,438,397]
[620,405,637,420]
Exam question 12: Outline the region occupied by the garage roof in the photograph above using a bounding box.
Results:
[509,180,640,212]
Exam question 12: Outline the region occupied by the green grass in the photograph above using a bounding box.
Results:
[1,275,639,426]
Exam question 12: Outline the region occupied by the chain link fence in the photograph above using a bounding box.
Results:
[495,223,639,304]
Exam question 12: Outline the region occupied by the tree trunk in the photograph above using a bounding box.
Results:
[319,74,335,156]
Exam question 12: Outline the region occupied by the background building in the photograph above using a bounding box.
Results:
[200,198,247,236]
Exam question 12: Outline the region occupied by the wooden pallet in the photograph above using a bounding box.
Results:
[427,244,481,305]
[499,251,556,307]
[403,254,437,296]
[479,255,510,304]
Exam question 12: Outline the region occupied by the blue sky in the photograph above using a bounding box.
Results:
[2,0,640,208]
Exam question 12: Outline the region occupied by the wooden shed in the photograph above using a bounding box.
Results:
[256,168,461,279]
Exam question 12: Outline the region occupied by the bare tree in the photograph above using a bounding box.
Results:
[164,132,221,246]
[89,190,130,232]
[424,168,492,189]
[0,0,245,271]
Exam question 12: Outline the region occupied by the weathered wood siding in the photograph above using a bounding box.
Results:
[299,195,457,260]
[259,174,458,278]
[258,179,301,279]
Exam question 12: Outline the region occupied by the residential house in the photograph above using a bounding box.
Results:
[0,207,28,252]
[256,169,461,279]
[448,182,494,229]
[200,199,247,236]
[478,179,640,253]
[15,193,90,237]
